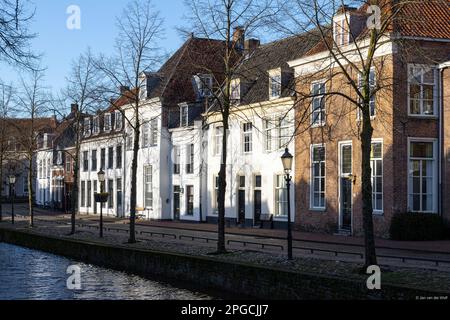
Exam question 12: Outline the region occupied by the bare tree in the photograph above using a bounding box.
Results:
[56,49,102,234]
[95,0,164,243]
[15,69,51,227]
[184,0,279,253]
[0,0,38,69]
[0,80,15,221]
[269,0,447,267]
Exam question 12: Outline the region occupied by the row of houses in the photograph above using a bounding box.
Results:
[32,2,450,237]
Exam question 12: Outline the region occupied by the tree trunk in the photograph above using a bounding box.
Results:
[360,106,378,268]
[217,113,229,254]
[70,143,80,235]
[28,157,34,227]
[128,118,140,244]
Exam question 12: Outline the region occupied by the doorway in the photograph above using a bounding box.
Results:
[173,186,181,220]
[339,142,353,232]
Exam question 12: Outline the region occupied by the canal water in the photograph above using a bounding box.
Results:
[0,242,214,300]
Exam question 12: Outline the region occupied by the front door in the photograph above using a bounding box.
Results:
[254,190,262,225]
[173,186,180,220]
[238,190,246,225]
[339,143,353,232]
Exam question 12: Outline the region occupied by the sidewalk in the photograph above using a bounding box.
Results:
[135,219,450,254]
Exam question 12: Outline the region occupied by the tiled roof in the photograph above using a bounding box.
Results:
[234,31,320,105]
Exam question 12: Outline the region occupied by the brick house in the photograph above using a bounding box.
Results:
[288,1,450,237]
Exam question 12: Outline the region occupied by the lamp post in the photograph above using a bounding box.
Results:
[9,175,16,225]
[281,148,293,260]
[97,169,106,238]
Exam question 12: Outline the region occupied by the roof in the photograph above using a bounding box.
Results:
[304,0,450,58]
[233,31,320,105]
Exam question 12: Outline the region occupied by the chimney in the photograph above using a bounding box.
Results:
[232,26,245,51]
[120,86,130,94]
[244,39,260,55]
[71,103,78,113]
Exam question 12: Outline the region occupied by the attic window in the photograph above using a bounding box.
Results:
[114,111,123,131]
[104,113,111,131]
[195,74,213,98]
[93,117,100,134]
[180,104,189,127]
[333,15,350,46]
[269,69,282,99]
[83,118,91,137]
[231,79,240,101]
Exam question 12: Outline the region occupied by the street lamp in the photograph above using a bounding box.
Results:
[281,148,293,260]
[9,175,16,225]
[96,169,107,238]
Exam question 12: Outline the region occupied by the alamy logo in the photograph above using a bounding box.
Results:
[66,265,81,290]
[66,5,81,30]
[366,5,381,31]
[366,265,381,290]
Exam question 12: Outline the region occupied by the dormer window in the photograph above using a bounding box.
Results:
[194,74,213,98]
[180,104,189,127]
[104,113,111,132]
[139,74,147,101]
[83,118,91,137]
[333,15,350,46]
[114,111,123,131]
[93,117,100,135]
[269,69,282,99]
[231,79,241,101]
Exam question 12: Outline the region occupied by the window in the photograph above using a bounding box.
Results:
[108,147,114,169]
[180,105,189,127]
[114,111,123,131]
[311,82,325,126]
[91,150,97,171]
[270,73,282,98]
[214,126,223,156]
[255,175,262,189]
[150,119,158,146]
[104,113,111,131]
[231,79,240,101]
[83,151,88,172]
[87,181,92,208]
[186,144,194,174]
[126,126,133,151]
[194,74,213,97]
[371,142,383,213]
[173,146,180,175]
[333,17,349,46]
[93,117,100,134]
[57,151,63,165]
[311,145,325,209]
[65,157,71,173]
[264,118,276,152]
[264,116,293,152]
[142,123,150,148]
[116,145,122,169]
[275,175,288,217]
[47,159,51,178]
[408,140,437,212]
[100,148,106,170]
[83,118,91,137]
[108,179,114,209]
[186,185,194,216]
[357,69,376,118]
[278,116,291,149]
[408,65,438,116]
[144,166,153,209]
[242,123,253,154]
[80,181,86,207]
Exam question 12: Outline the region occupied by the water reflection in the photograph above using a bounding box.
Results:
[0,243,213,300]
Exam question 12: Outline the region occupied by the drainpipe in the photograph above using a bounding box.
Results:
[438,62,449,216]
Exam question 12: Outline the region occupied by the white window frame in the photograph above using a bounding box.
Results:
[274,174,288,218]
[83,118,91,137]
[242,122,253,154]
[371,139,383,214]
[195,74,213,98]
[311,80,326,127]
[230,79,240,101]
[180,104,189,127]
[150,118,158,146]
[144,165,153,209]
[186,144,194,174]
[269,69,282,99]
[333,15,350,46]
[264,117,276,153]
[104,113,112,132]
[407,64,439,117]
[93,117,100,135]
[213,126,223,157]
[357,68,376,120]
[407,138,438,213]
[114,111,123,131]
[310,144,326,210]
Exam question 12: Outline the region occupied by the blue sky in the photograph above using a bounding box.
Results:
[0,0,186,93]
